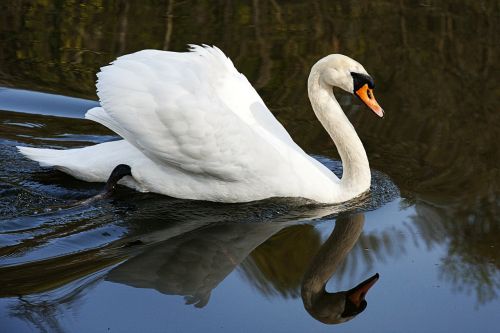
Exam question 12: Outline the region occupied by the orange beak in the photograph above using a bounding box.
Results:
[347,273,379,307]
[355,84,384,118]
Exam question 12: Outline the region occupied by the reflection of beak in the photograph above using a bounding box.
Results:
[347,273,379,306]
[355,84,384,118]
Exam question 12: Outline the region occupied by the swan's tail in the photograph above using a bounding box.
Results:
[17,145,96,182]
[17,141,147,191]
[17,106,128,181]
[17,146,67,168]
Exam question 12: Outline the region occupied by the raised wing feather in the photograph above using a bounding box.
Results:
[93,45,300,181]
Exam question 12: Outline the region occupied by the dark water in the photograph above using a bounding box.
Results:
[1,1,499,332]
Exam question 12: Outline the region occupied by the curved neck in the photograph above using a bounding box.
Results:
[301,214,365,308]
[308,70,371,199]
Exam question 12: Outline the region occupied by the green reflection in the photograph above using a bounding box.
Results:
[239,224,322,299]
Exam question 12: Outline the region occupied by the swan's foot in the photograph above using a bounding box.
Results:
[78,164,132,205]
[103,164,132,195]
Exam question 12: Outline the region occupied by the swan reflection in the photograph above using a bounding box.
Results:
[1,195,382,328]
[106,209,378,323]
[107,221,287,308]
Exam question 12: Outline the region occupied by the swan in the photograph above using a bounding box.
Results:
[18,45,384,204]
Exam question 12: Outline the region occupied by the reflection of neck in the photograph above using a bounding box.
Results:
[301,214,365,308]
[308,70,371,200]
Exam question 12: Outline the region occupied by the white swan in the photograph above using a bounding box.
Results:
[18,45,384,204]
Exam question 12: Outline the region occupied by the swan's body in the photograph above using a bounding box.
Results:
[18,45,383,204]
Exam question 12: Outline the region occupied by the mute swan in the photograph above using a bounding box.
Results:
[18,45,384,204]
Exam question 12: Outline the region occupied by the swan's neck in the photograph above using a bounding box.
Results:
[301,215,365,306]
[308,71,371,199]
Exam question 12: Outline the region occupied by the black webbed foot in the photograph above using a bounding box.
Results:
[103,164,132,195]
[78,164,132,205]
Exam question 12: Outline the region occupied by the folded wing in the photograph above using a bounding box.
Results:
[91,45,301,181]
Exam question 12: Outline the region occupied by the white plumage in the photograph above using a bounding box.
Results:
[19,45,382,203]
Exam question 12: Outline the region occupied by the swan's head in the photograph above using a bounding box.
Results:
[312,54,384,117]
[304,273,379,324]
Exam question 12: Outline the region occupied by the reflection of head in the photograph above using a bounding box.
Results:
[304,273,379,324]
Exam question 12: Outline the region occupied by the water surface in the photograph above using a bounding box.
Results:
[1,1,499,332]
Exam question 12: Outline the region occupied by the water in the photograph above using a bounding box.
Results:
[1,1,499,332]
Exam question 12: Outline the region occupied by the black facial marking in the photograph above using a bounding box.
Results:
[351,72,374,92]
[341,299,368,318]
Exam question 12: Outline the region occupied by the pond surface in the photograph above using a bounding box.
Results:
[1,1,499,332]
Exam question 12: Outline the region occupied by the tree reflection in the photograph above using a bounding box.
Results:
[239,224,321,299]
[410,199,500,305]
